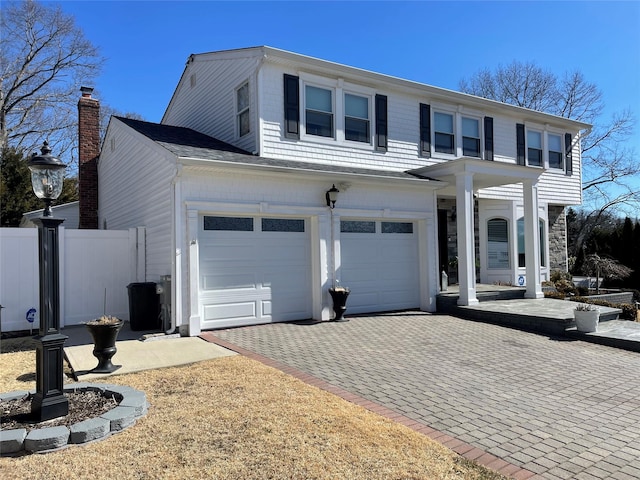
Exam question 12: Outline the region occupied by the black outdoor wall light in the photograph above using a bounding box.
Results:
[326,184,339,208]
[27,141,69,421]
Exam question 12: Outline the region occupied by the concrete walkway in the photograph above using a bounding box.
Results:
[63,323,235,381]
[209,313,640,480]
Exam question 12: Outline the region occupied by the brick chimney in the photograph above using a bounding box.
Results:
[78,86,99,229]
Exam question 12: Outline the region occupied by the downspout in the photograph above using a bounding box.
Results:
[255,51,268,157]
[168,164,183,334]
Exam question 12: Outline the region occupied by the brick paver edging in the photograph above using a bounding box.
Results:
[200,332,536,480]
[0,383,149,455]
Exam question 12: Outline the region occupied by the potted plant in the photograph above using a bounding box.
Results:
[85,315,123,373]
[574,303,600,333]
[328,283,350,322]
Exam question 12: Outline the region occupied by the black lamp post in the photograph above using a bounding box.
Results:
[28,142,69,421]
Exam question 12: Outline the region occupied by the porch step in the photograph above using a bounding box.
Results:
[436,288,621,337]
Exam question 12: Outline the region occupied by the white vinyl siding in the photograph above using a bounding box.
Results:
[164,56,583,207]
[99,119,175,281]
[163,54,257,154]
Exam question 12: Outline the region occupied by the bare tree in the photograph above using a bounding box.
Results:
[0,0,102,165]
[459,62,639,217]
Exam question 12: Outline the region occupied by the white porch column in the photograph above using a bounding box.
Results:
[523,179,544,299]
[455,172,478,305]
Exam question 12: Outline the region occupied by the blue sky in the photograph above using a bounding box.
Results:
[51,1,639,158]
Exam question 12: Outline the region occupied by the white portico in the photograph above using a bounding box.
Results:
[411,158,545,306]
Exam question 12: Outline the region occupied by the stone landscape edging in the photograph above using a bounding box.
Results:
[0,382,149,455]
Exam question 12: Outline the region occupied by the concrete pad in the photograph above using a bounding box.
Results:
[65,336,236,380]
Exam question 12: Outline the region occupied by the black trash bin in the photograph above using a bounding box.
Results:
[127,282,160,331]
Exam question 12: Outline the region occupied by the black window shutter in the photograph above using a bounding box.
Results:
[419,103,431,157]
[375,94,388,152]
[516,123,526,165]
[484,116,494,161]
[283,74,299,140]
[565,133,573,175]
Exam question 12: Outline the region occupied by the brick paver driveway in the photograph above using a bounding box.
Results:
[212,312,640,479]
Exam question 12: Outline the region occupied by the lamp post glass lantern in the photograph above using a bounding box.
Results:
[28,142,69,421]
[28,141,66,216]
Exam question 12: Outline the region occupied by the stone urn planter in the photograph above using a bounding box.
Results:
[329,287,350,322]
[574,304,599,333]
[85,316,123,373]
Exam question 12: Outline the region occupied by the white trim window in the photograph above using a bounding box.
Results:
[236,81,250,137]
[344,93,370,143]
[547,133,564,170]
[487,218,510,269]
[434,111,455,154]
[517,217,546,268]
[305,84,334,138]
[527,130,543,167]
[462,117,481,157]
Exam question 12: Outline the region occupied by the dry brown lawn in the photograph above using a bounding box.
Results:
[0,337,507,480]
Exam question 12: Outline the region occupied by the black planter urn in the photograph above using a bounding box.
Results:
[85,318,123,373]
[329,287,350,322]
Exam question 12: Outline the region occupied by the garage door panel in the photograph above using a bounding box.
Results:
[202,272,258,290]
[203,301,257,322]
[199,216,311,329]
[341,220,419,314]
[261,269,310,289]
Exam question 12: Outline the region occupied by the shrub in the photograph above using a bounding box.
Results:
[544,290,566,300]
[555,279,577,296]
[550,270,573,283]
[576,286,589,296]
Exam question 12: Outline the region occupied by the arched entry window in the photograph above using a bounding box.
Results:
[517,218,546,268]
[487,218,510,269]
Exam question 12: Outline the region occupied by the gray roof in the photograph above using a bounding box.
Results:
[115,116,432,181]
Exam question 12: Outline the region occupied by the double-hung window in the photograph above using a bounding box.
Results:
[305,85,333,138]
[548,133,563,169]
[434,112,455,154]
[462,117,480,157]
[527,130,543,166]
[236,82,250,137]
[344,93,370,143]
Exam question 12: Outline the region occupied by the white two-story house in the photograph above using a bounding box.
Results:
[93,46,589,335]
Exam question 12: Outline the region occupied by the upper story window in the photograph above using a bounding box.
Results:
[283,74,387,150]
[434,112,455,154]
[236,82,250,137]
[344,93,370,143]
[548,133,564,170]
[305,85,334,138]
[421,105,492,160]
[527,130,542,166]
[462,117,480,157]
[517,124,572,172]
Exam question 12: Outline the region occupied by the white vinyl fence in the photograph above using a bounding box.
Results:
[0,227,142,333]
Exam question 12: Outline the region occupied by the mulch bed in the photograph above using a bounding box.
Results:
[1,390,119,432]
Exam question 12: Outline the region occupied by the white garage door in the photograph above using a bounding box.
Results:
[198,216,312,330]
[340,220,419,314]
